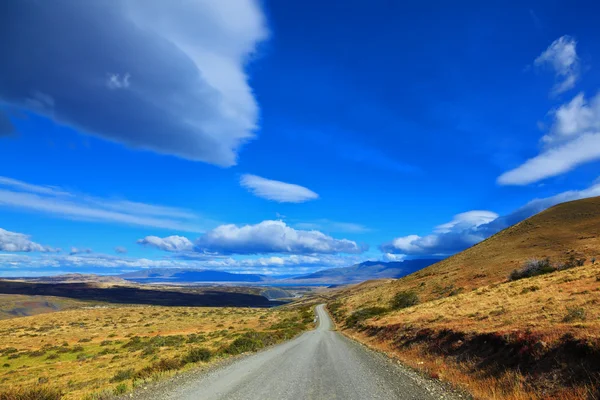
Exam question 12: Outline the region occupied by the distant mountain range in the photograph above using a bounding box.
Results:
[119,259,441,285]
[286,259,441,284]
[120,268,269,283]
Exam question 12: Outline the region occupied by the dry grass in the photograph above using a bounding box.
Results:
[326,197,600,399]
[369,262,600,341]
[336,197,600,311]
[0,304,312,399]
[331,263,600,399]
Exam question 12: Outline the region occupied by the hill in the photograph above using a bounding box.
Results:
[326,196,600,400]
[4,273,129,285]
[120,268,268,283]
[289,259,440,284]
[339,196,600,308]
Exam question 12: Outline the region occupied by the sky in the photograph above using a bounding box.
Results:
[1,0,600,277]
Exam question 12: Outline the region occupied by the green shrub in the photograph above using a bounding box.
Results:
[224,336,264,355]
[562,306,586,322]
[134,358,184,379]
[183,347,211,363]
[27,350,46,358]
[390,291,419,309]
[110,368,134,383]
[345,307,388,328]
[113,383,127,395]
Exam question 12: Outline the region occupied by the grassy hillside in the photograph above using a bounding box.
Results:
[328,196,600,400]
[0,303,313,399]
[337,196,600,310]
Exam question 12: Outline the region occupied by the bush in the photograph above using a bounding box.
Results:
[113,383,127,395]
[224,336,264,355]
[390,291,419,309]
[183,347,211,363]
[134,358,184,379]
[345,307,388,328]
[509,258,555,281]
[562,306,586,322]
[110,368,134,383]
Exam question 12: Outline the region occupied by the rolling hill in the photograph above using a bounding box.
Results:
[327,196,600,399]
[338,196,600,307]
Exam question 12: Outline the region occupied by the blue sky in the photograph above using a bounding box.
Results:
[1,0,600,276]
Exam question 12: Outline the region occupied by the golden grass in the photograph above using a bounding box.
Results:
[325,197,600,399]
[0,304,311,399]
[364,263,600,341]
[335,197,600,311]
[330,263,600,399]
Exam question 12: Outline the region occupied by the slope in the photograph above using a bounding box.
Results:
[327,196,600,400]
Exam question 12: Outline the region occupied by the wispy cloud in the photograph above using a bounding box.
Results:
[69,247,92,256]
[240,174,319,203]
[294,219,370,234]
[534,35,579,96]
[498,92,600,185]
[114,246,128,254]
[0,176,208,232]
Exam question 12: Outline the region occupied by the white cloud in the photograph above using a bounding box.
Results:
[382,253,406,262]
[0,252,363,277]
[195,220,366,255]
[433,210,499,233]
[106,73,131,90]
[498,92,600,185]
[534,35,579,95]
[0,0,269,166]
[0,176,208,232]
[240,174,319,203]
[115,246,128,254]
[137,235,194,252]
[382,181,600,256]
[0,228,57,253]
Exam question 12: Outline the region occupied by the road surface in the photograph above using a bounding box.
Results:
[146,304,458,400]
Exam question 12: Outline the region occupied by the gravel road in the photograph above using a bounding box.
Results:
[136,304,465,400]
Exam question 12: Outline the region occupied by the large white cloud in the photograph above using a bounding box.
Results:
[240,174,319,203]
[0,228,57,253]
[0,0,268,166]
[534,35,579,95]
[194,220,366,255]
[382,182,600,256]
[0,176,208,232]
[137,235,194,252]
[498,92,600,185]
